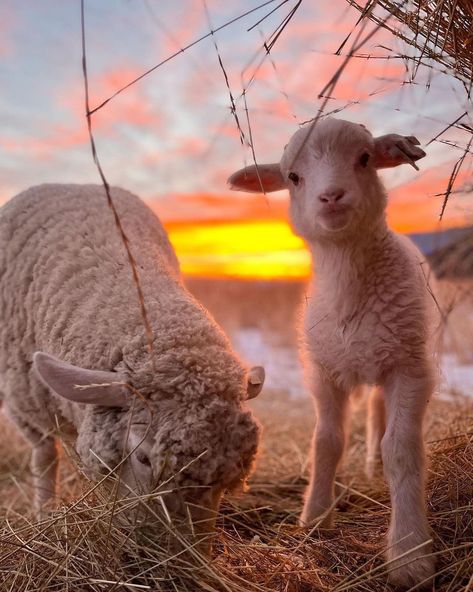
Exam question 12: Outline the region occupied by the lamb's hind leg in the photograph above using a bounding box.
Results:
[31,437,58,518]
[381,367,435,588]
[365,386,385,479]
[300,371,349,528]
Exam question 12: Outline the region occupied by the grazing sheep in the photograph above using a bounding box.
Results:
[0,184,264,550]
[228,118,437,588]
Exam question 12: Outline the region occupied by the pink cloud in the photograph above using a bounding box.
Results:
[14,66,165,160]
[159,3,206,56]
[62,66,164,129]
[0,5,14,57]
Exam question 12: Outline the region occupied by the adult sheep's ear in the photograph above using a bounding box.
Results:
[246,366,265,400]
[33,352,129,407]
[373,134,426,170]
[228,164,286,193]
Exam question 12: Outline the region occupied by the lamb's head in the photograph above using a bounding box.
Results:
[33,352,263,551]
[228,117,426,242]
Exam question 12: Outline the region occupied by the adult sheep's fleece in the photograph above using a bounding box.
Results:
[0,184,264,546]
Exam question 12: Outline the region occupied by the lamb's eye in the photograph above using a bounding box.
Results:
[288,172,300,186]
[359,152,370,168]
[136,451,151,467]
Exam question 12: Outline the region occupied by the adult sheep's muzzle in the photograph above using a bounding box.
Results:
[128,485,223,560]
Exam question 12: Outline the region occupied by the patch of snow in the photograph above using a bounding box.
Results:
[439,353,473,397]
[232,327,305,397]
[232,328,473,399]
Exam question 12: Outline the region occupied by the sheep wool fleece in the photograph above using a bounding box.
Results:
[0,184,259,488]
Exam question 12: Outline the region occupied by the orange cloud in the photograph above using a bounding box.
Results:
[388,167,472,232]
[148,191,288,223]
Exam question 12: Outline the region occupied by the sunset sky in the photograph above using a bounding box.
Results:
[1,0,472,278]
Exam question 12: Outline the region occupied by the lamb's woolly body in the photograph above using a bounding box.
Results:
[305,229,432,389]
[285,121,436,589]
[0,184,258,498]
[228,117,437,588]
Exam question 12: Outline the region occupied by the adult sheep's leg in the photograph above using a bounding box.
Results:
[300,372,349,528]
[4,403,59,518]
[31,437,58,518]
[381,368,435,588]
[365,386,385,479]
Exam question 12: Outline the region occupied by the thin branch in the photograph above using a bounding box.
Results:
[88,0,282,115]
[80,0,154,357]
[438,132,473,220]
[203,0,248,147]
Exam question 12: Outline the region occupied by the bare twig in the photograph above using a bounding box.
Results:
[80,0,154,358]
[88,0,283,115]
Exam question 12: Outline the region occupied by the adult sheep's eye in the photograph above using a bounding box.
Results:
[288,172,300,186]
[359,152,370,168]
[136,451,151,467]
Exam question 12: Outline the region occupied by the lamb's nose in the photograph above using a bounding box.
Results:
[319,188,345,203]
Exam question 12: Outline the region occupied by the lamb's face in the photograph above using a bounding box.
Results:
[228,116,426,242]
[280,119,385,241]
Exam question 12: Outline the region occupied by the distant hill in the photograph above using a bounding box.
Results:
[408,226,473,256]
[405,226,473,277]
[428,230,473,278]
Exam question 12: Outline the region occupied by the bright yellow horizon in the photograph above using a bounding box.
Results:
[167,220,311,279]
[166,214,470,280]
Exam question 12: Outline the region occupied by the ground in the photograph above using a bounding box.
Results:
[0,390,471,591]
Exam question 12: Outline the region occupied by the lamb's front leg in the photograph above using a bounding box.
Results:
[381,367,435,588]
[31,437,58,519]
[365,386,385,479]
[300,371,349,528]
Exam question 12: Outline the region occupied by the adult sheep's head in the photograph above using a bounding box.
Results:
[33,352,264,553]
[228,117,426,242]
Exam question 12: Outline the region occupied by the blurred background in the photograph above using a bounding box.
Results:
[1,0,472,398]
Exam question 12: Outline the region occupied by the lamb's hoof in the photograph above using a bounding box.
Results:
[35,501,55,522]
[387,550,435,589]
[299,509,334,530]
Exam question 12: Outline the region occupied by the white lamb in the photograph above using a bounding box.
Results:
[0,184,265,551]
[228,117,437,588]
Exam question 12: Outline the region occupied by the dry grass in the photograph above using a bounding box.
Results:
[0,392,471,591]
[346,0,473,217]
[431,237,473,282]
[348,0,473,83]
[436,278,473,364]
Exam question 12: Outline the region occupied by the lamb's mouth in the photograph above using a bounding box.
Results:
[320,206,352,230]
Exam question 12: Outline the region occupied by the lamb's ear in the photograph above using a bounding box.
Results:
[373,134,426,170]
[246,366,265,400]
[33,352,129,407]
[228,164,285,193]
